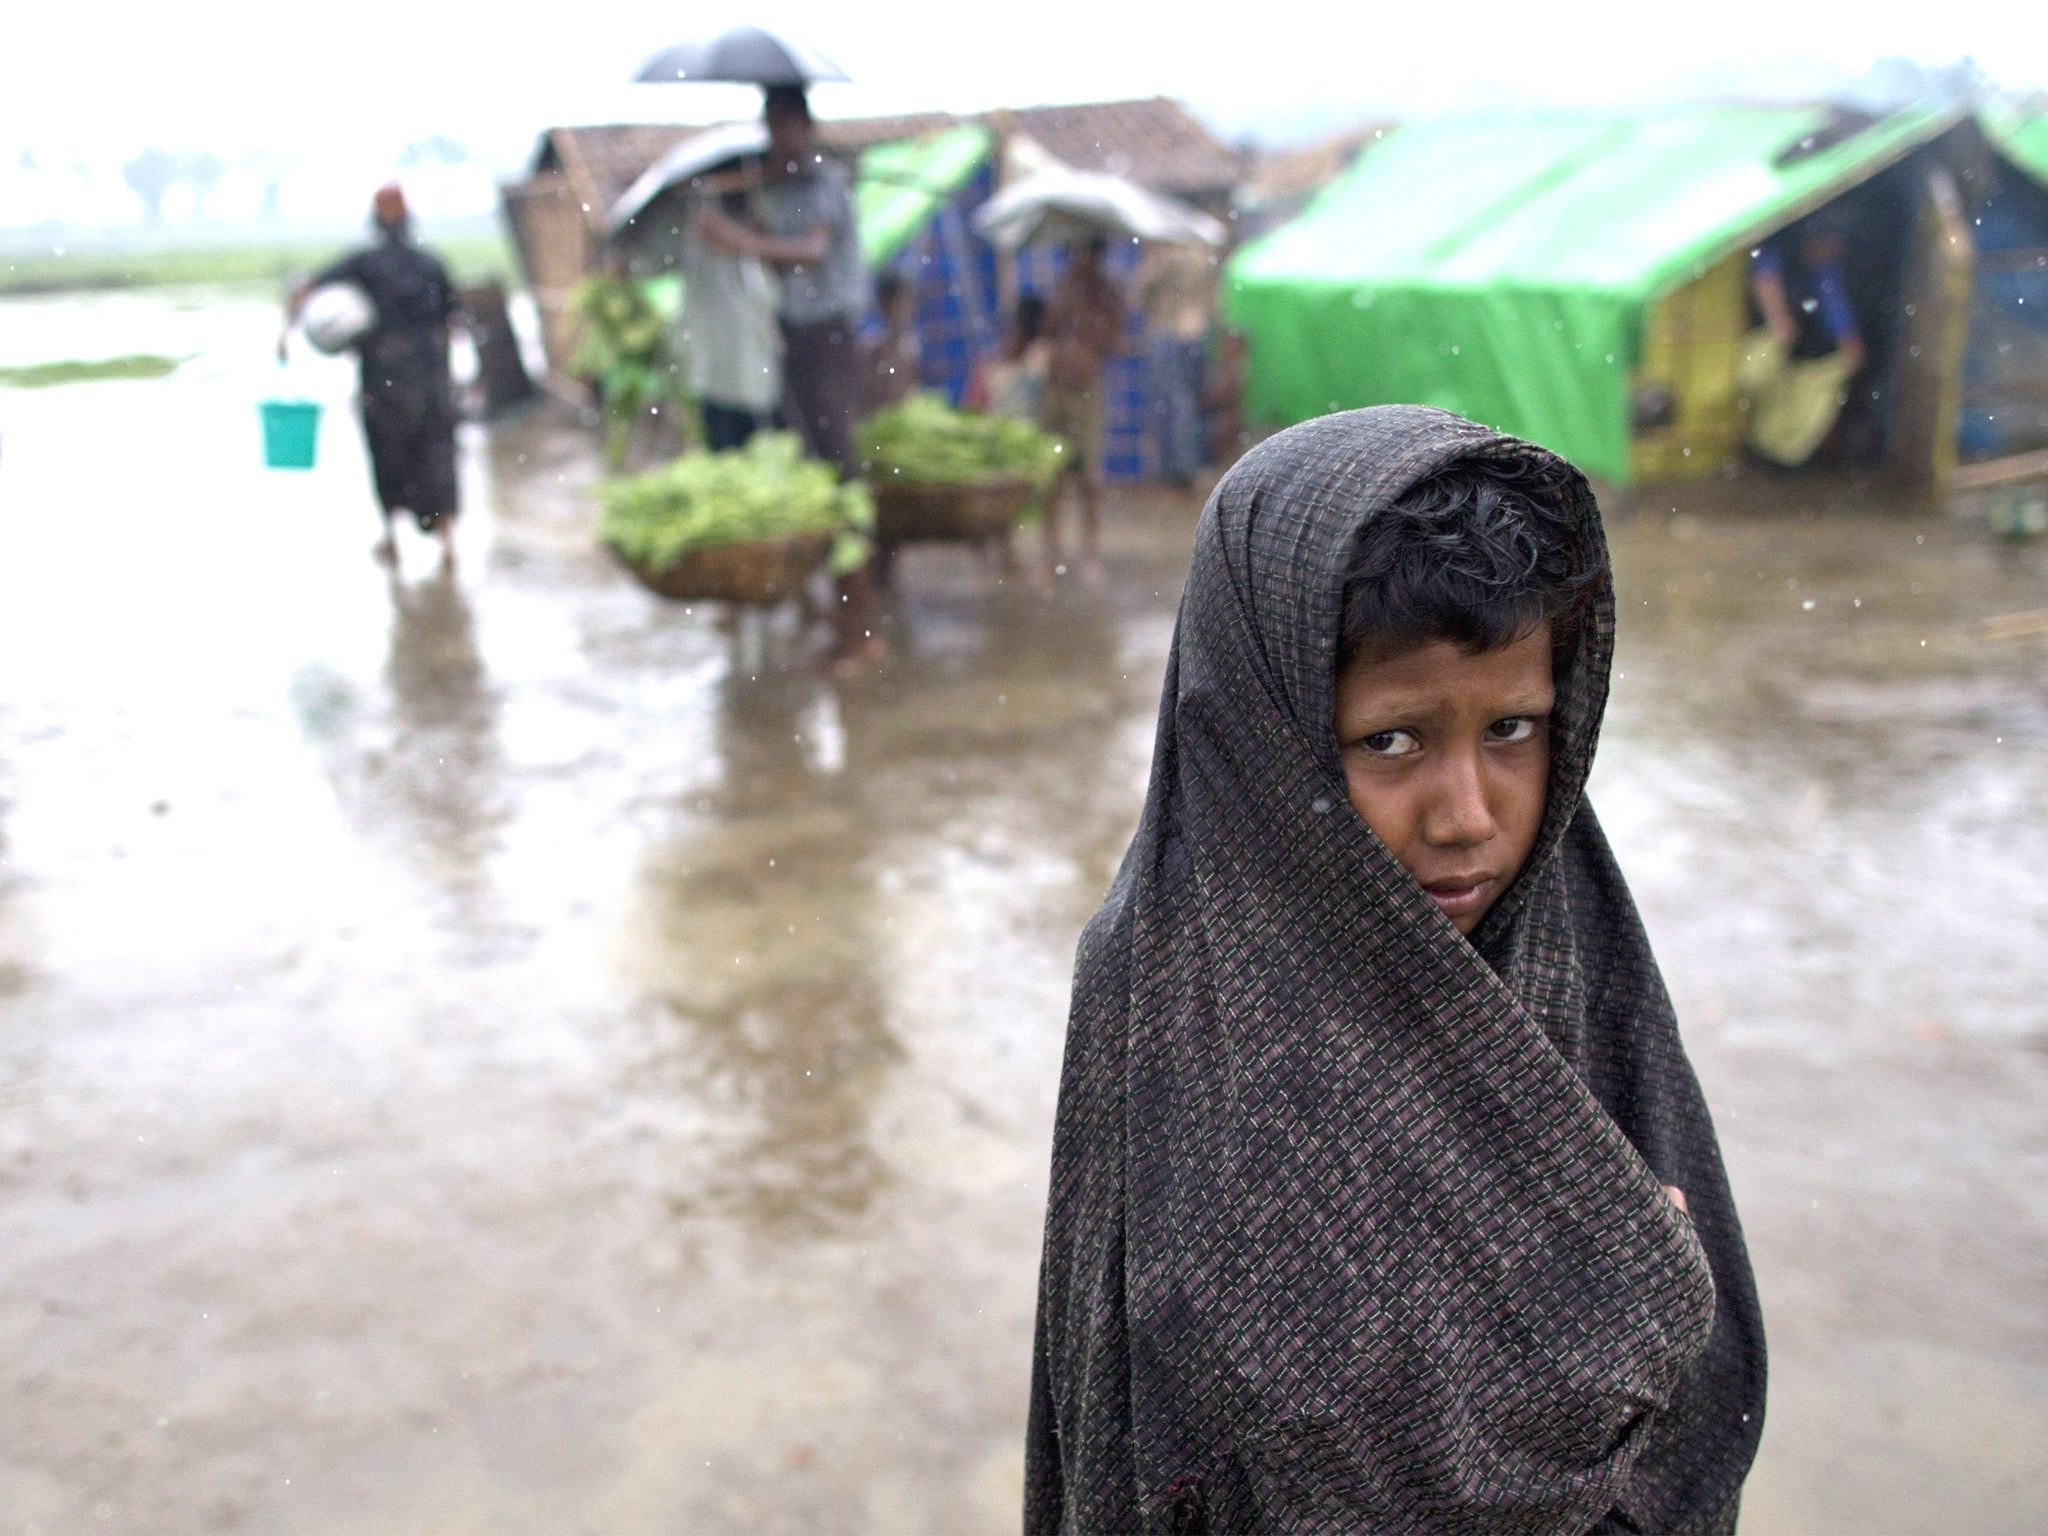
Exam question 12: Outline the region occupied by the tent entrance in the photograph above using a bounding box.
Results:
[1630,154,1973,485]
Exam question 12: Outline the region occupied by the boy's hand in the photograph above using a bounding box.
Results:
[1663,1184,1689,1215]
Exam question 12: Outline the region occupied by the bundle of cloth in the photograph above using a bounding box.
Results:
[1738,329,1857,469]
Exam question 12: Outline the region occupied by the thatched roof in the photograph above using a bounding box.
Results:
[525,97,1240,230]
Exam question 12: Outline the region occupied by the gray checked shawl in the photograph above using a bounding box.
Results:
[1025,407,1765,1534]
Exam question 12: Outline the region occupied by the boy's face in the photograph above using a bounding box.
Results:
[1333,625,1555,935]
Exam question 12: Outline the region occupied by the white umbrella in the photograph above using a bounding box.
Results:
[609,122,769,234]
[972,164,1226,252]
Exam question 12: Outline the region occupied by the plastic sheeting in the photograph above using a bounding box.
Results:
[1227,106,1954,482]
[856,126,994,267]
[1983,108,2048,191]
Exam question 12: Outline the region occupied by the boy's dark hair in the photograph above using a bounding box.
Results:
[874,269,908,308]
[1337,455,1605,673]
[1014,294,1046,343]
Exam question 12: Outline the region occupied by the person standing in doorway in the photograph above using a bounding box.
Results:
[1136,241,1216,486]
[1036,236,1125,587]
[724,84,881,670]
[1741,216,1869,468]
[292,184,462,569]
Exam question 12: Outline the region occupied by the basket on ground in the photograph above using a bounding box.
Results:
[873,475,1036,545]
[613,533,832,605]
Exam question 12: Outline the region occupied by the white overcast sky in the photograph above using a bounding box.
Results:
[3,0,2043,191]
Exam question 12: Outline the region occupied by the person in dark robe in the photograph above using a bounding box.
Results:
[1026,406,1766,1535]
[293,184,462,568]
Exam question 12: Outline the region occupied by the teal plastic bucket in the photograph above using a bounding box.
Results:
[261,399,321,469]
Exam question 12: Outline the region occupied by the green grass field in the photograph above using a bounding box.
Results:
[0,230,517,297]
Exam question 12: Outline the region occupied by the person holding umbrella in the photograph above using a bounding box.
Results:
[634,33,879,670]
[749,87,867,481]
[746,83,881,669]
[973,165,1226,587]
[609,124,785,454]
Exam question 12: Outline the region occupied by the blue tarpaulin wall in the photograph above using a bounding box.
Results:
[1959,145,2048,458]
[878,160,1002,407]
[874,170,1158,480]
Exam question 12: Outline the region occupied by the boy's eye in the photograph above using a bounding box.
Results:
[1359,729,1420,758]
[1487,716,1538,744]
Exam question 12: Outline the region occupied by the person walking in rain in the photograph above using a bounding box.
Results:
[1027,407,1766,1533]
[291,184,462,568]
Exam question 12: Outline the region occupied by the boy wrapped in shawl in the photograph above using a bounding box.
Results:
[1026,407,1765,1534]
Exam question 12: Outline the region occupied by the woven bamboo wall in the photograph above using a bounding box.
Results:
[502,171,594,377]
[1632,253,1750,482]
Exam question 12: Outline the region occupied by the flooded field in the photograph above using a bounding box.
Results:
[2,292,2045,1533]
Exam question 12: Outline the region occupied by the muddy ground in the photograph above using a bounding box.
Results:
[1,293,2045,1533]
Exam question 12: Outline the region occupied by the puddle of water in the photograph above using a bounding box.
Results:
[1,289,2044,1531]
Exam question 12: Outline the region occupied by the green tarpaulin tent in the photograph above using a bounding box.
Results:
[856,125,994,266]
[1226,106,1957,482]
[1982,107,2048,190]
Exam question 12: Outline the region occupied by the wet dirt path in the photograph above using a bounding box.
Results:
[1,301,2044,1532]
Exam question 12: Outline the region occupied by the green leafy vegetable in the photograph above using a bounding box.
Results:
[568,274,691,467]
[861,392,1063,490]
[598,433,875,578]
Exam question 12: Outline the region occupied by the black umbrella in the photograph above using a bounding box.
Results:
[634,26,850,87]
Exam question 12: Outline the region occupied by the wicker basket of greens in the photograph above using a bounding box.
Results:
[598,433,874,605]
[862,394,1063,545]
